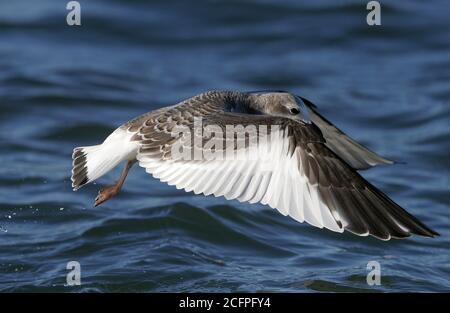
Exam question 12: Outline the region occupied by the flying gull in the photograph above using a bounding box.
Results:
[71,90,438,240]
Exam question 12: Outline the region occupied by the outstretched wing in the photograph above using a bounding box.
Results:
[300,96,394,170]
[130,108,437,240]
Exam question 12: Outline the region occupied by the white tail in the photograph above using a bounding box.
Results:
[71,128,139,190]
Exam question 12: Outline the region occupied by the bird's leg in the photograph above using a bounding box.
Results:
[94,160,135,207]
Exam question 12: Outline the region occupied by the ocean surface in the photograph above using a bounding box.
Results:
[0,0,449,292]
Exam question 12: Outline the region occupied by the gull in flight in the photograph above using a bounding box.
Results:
[71,91,438,240]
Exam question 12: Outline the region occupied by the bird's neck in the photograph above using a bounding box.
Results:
[223,91,263,114]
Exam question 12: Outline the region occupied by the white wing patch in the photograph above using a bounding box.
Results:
[136,130,345,233]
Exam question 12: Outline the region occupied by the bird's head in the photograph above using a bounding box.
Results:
[248,91,311,123]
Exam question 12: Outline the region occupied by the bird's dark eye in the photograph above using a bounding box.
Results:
[290,108,300,115]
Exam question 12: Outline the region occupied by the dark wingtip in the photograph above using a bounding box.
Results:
[416,226,440,238]
[401,216,440,239]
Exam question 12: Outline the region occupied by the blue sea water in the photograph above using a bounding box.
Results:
[0,0,449,292]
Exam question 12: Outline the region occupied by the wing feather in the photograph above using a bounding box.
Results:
[300,96,394,170]
[130,95,437,240]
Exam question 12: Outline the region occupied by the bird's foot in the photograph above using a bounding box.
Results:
[94,184,119,207]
